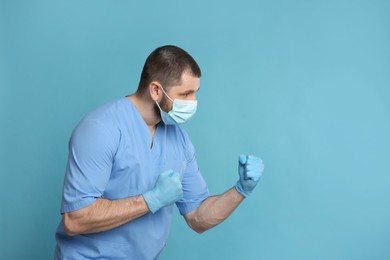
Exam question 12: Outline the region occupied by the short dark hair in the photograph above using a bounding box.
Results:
[137,45,201,93]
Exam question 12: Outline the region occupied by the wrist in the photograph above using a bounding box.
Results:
[142,190,160,214]
[235,181,250,197]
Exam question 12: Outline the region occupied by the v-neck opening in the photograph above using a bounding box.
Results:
[150,121,164,151]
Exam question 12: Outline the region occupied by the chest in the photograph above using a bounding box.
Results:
[102,125,187,199]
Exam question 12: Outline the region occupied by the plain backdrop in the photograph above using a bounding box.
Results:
[1,0,390,259]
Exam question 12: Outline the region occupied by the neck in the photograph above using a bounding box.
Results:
[127,92,161,131]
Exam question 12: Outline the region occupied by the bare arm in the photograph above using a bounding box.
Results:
[184,155,264,234]
[184,187,245,234]
[63,195,149,236]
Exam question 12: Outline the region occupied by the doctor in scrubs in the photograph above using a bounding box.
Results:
[54,45,264,259]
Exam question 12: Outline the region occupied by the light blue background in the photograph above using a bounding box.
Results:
[1,0,390,259]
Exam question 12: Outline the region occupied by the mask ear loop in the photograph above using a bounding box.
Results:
[155,86,173,114]
[164,123,167,168]
[156,84,170,168]
[159,85,174,103]
[155,100,163,112]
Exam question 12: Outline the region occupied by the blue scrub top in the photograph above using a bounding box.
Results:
[55,97,210,260]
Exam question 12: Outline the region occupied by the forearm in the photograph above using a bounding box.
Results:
[63,195,149,236]
[185,187,245,234]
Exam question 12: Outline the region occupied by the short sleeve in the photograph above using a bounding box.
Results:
[176,131,210,215]
[61,119,119,213]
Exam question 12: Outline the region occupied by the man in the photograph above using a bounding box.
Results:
[54,45,264,259]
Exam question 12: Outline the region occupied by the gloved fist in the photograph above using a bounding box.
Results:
[236,154,264,197]
[143,170,183,213]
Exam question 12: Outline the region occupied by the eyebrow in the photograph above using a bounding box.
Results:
[182,87,200,94]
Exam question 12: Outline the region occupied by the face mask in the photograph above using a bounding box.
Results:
[155,86,198,125]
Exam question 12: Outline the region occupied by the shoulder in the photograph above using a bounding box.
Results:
[73,97,133,134]
[82,98,129,123]
[70,98,130,145]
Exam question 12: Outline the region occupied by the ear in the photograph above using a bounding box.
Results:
[149,81,161,102]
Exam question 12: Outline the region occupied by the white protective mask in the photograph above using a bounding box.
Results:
[155,86,197,125]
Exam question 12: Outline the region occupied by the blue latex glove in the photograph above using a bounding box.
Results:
[143,170,183,213]
[236,154,264,197]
